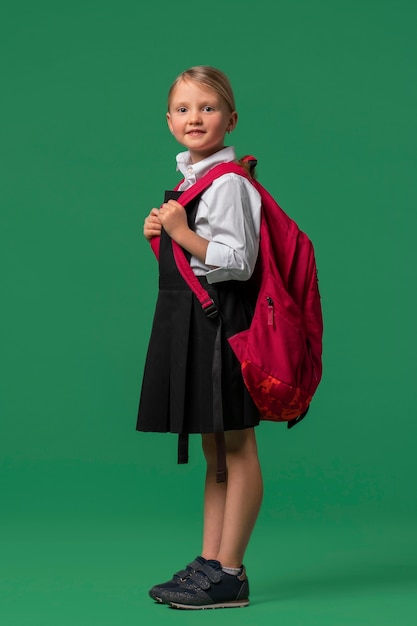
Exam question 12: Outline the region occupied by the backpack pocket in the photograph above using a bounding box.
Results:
[228,271,313,422]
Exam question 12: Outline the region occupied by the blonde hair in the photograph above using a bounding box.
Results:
[167,66,236,113]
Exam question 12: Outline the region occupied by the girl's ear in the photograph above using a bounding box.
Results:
[166,112,174,134]
[228,111,238,133]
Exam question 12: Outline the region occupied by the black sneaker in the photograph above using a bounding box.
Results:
[159,559,250,609]
[149,556,207,603]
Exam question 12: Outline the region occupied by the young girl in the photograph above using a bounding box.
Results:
[137,66,263,610]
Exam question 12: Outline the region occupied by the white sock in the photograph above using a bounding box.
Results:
[222,566,241,576]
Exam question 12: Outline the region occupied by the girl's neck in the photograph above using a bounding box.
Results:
[189,145,226,164]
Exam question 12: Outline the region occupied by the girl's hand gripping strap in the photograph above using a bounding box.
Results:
[167,162,252,317]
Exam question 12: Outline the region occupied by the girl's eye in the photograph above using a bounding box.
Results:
[177,107,187,113]
[203,106,215,112]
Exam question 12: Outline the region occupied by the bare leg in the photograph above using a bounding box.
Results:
[201,428,263,568]
[201,433,228,560]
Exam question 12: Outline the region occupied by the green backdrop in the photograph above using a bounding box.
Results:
[2,1,416,624]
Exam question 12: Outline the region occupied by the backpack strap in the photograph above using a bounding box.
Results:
[167,161,252,316]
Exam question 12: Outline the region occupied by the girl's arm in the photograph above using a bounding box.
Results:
[199,175,261,283]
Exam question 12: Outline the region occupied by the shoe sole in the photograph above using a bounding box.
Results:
[169,599,249,610]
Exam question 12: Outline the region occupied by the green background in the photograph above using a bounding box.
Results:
[2,0,416,624]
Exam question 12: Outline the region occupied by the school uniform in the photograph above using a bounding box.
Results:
[136,147,262,459]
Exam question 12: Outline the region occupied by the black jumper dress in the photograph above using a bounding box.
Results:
[136,188,260,470]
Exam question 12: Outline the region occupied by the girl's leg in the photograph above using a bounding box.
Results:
[201,433,228,559]
[201,428,263,568]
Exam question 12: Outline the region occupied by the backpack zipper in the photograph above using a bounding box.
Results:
[266,297,274,326]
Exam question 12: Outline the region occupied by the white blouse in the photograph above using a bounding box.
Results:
[176,147,261,284]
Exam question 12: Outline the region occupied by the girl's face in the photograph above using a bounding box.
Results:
[167,79,237,163]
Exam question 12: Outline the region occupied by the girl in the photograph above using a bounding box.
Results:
[137,66,263,610]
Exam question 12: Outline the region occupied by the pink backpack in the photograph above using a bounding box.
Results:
[151,159,323,427]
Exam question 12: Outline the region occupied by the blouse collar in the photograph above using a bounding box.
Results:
[176,146,236,186]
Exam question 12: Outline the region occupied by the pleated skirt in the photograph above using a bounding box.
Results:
[136,275,260,435]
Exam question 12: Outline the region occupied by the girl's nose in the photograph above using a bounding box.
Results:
[188,109,203,124]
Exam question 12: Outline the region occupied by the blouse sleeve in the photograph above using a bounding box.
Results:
[201,174,262,284]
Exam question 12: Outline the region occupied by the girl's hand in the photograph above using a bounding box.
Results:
[144,208,162,240]
[158,200,189,241]
[155,200,209,263]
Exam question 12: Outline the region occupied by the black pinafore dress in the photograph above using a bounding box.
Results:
[136,188,260,462]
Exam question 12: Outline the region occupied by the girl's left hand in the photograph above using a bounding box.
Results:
[158,200,189,241]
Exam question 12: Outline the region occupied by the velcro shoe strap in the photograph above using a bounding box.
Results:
[189,570,211,590]
[187,558,203,571]
[199,562,222,584]
[174,567,191,581]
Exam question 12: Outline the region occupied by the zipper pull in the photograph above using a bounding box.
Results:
[267,296,274,326]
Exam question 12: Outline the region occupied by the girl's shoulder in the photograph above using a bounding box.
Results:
[208,170,262,203]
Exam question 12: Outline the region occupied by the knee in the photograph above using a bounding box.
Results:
[202,429,259,468]
[225,428,259,459]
